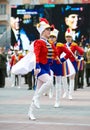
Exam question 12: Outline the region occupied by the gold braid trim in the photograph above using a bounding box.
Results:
[56,42,64,47]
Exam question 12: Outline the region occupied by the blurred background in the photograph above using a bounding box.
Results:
[0,0,90,50]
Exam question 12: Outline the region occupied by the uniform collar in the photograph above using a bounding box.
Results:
[40,37,49,45]
[66,42,72,47]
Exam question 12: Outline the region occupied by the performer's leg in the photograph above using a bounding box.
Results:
[68,74,75,100]
[28,100,37,120]
[62,77,69,98]
[28,74,53,120]
[49,70,54,98]
[54,76,62,108]
[33,74,53,108]
[15,75,18,86]
[11,73,15,87]
[17,75,21,88]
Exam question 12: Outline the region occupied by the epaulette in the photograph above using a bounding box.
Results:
[56,42,64,47]
[72,42,78,46]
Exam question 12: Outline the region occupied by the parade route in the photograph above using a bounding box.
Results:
[0,77,90,130]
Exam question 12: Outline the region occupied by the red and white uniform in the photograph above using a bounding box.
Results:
[50,42,76,76]
[10,53,23,67]
[62,42,84,100]
[34,38,58,77]
[65,42,84,73]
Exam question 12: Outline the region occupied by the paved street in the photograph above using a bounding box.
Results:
[0,77,90,130]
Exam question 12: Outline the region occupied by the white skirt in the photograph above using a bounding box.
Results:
[65,59,76,77]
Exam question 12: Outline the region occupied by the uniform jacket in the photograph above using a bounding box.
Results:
[34,39,58,67]
[10,53,23,67]
[65,42,84,62]
[56,42,76,61]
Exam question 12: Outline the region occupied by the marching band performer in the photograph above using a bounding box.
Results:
[48,28,76,107]
[28,18,59,120]
[62,29,84,100]
[10,44,23,88]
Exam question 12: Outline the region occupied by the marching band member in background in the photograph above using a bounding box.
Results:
[23,50,33,90]
[48,28,76,107]
[62,29,84,100]
[10,44,23,88]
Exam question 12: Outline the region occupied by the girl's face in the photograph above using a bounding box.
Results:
[41,28,51,39]
[49,36,57,44]
[65,36,72,43]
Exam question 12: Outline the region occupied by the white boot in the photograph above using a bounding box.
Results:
[54,83,61,108]
[32,88,40,109]
[54,76,62,108]
[68,95,72,100]
[33,79,53,109]
[49,71,54,99]
[11,73,15,87]
[28,102,36,120]
[68,78,74,100]
[33,95,40,109]
[62,92,67,98]
[54,101,60,108]
[62,77,68,98]
[17,75,21,88]
[49,85,54,99]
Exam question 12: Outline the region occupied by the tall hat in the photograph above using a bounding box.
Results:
[14,43,19,50]
[36,18,53,35]
[50,28,59,38]
[65,28,72,37]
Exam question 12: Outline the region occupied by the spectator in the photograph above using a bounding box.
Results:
[85,44,90,86]
[0,47,7,88]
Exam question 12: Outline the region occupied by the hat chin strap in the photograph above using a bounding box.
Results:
[41,34,49,40]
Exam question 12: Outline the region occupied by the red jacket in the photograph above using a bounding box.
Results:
[56,42,76,61]
[34,39,58,64]
[10,53,23,67]
[65,42,84,62]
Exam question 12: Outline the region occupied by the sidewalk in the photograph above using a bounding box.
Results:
[0,77,90,130]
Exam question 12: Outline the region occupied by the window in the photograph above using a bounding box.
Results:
[0,4,6,15]
[0,25,6,34]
